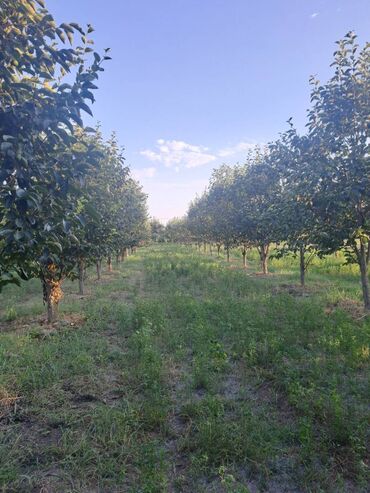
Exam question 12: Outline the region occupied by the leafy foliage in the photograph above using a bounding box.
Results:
[186,33,370,307]
[0,0,148,320]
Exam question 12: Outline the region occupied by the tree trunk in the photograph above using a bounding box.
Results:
[116,253,120,264]
[78,259,84,295]
[107,255,112,272]
[209,244,213,255]
[358,240,370,311]
[226,246,230,263]
[262,256,268,274]
[217,244,221,257]
[258,244,269,274]
[242,247,247,268]
[41,276,63,324]
[299,245,305,287]
[46,291,57,323]
[96,260,102,281]
[203,242,206,253]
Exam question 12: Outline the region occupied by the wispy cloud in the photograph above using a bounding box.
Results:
[310,12,319,19]
[218,141,257,158]
[141,139,261,170]
[140,139,216,169]
[132,166,157,180]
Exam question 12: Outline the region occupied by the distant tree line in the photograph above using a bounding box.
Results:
[149,217,190,244]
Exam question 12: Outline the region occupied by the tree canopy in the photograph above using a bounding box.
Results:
[185,33,370,308]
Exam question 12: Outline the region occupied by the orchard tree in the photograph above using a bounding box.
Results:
[68,132,149,292]
[0,0,110,319]
[207,165,239,261]
[98,133,129,270]
[1,131,102,321]
[268,127,318,287]
[63,127,112,294]
[150,218,166,243]
[233,149,281,274]
[83,131,124,281]
[187,194,213,251]
[307,32,370,309]
[226,165,253,267]
[114,176,149,259]
[165,217,192,244]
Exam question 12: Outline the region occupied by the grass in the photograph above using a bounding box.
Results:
[0,244,369,492]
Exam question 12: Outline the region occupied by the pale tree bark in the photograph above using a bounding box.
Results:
[96,259,102,280]
[107,255,113,272]
[78,258,85,295]
[355,239,370,311]
[258,243,269,274]
[299,246,306,287]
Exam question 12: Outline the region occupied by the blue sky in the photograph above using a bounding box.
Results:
[49,0,370,222]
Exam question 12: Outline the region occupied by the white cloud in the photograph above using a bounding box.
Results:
[140,150,161,162]
[218,141,256,158]
[132,166,157,180]
[140,139,216,169]
[140,138,262,174]
[310,12,319,18]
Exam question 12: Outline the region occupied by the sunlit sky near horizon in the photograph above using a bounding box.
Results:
[49,0,370,223]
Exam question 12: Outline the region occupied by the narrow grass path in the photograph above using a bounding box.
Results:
[0,245,369,492]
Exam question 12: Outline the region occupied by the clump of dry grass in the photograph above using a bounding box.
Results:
[0,387,20,420]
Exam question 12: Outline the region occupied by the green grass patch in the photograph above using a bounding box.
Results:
[0,245,369,492]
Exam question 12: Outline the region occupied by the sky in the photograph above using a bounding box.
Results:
[48,0,370,222]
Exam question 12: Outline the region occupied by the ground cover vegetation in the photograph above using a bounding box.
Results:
[0,244,369,492]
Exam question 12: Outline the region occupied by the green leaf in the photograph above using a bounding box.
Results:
[79,102,93,117]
